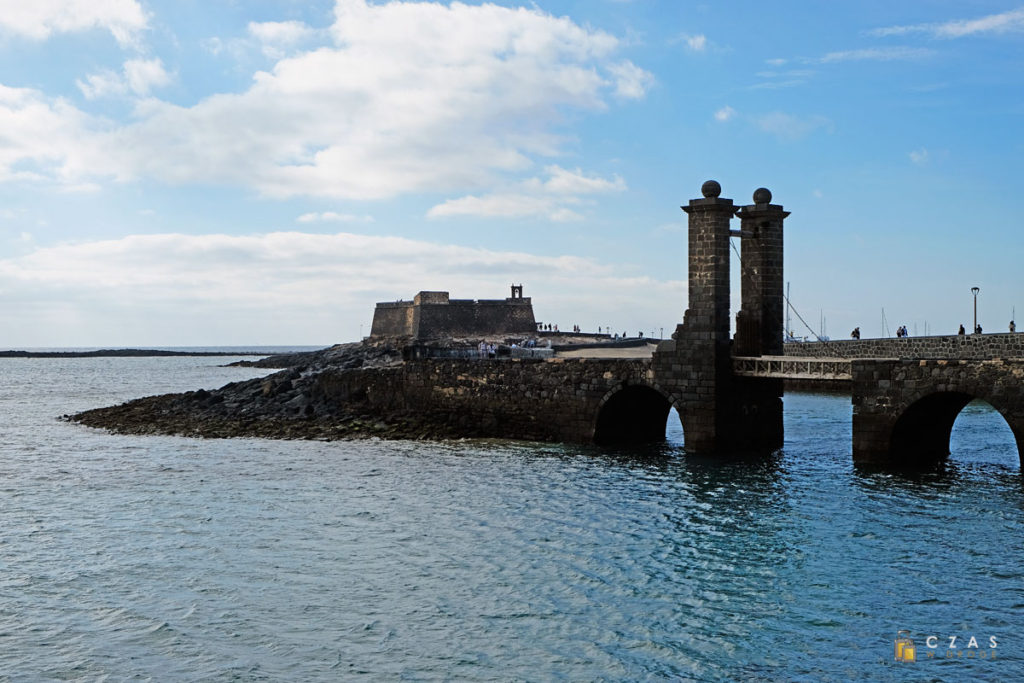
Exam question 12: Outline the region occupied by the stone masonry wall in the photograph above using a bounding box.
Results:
[653,185,735,453]
[370,297,536,339]
[653,182,788,453]
[415,299,536,339]
[851,358,1024,463]
[784,332,1024,360]
[369,302,415,337]
[312,357,662,443]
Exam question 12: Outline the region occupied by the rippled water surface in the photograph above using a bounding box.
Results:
[1,358,1022,680]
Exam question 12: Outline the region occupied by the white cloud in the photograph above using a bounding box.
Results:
[749,68,816,90]
[76,71,123,100]
[872,7,1024,38]
[538,165,625,194]
[714,105,735,122]
[682,34,707,52]
[909,148,929,165]
[427,193,581,221]
[820,47,933,63]
[765,58,787,66]
[0,0,148,48]
[607,60,655,99]
[10,0,651,200]
[297,211,374,223]
[755,112,832,141]
[0,231,684,344]
[428,165,625,221]
[248,20,315,44]
[247,20,317,58]
[78,58,172,99]
[0,84,100,184]
[124,58,172,94]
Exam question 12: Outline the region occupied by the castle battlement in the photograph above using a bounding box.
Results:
[370,284,536,339]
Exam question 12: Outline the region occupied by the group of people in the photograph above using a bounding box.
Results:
[851,320,1020,339]
[478,338,548,358]
[543,324,647,338]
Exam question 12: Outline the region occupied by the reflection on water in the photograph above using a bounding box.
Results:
[0,363,1020,680]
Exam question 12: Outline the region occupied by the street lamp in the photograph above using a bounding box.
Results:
[972,286,980,333]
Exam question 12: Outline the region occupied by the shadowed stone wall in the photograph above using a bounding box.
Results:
[370,289,537,339]
[785,333,1024,360]
[653,181,734,453]
[852,358,1024,465]
[311,357,681,443]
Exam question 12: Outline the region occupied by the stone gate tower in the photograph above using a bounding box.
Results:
[652,181,788,453]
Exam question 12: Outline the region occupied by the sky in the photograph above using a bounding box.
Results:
[0,0,1021,346]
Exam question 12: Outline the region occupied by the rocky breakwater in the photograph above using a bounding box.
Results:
[71,340,468,441]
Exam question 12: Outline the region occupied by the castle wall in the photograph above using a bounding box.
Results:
[415,299,535,339]
[369,301,415,337]
[371,291,536,339]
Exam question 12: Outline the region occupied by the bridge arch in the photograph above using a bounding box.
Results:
[888,389,1024,466]
[592,381,679,445]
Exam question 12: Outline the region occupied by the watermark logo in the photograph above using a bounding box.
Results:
[895,631,998,663]
[894,630,916,662]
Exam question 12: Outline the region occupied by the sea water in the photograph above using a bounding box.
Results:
[0,356,1020,680]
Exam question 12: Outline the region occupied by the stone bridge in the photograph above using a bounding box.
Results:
[785,332,1024,360]
[360,180,1024,467]
[852,359,1024,466]
[317,357,666,444]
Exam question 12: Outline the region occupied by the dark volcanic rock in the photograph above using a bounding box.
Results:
[226,340,403,369]
[71,339,448,441]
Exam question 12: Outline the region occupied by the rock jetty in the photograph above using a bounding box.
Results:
[71,339,476,441]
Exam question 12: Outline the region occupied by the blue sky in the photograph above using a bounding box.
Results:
[0,0,1021,345]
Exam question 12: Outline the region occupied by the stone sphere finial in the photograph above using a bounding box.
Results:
[701,180,722,198]
[753,187,772,204]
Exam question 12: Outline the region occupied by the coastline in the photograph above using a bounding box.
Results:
[0,348,303,359]
[69,340,453,441]
[69,338,853,443]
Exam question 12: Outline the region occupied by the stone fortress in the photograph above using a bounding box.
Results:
[370,285,537,340]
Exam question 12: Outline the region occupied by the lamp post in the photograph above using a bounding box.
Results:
[972,286,980,333]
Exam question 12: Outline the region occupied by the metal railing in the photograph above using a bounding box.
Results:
[732,355,852,380]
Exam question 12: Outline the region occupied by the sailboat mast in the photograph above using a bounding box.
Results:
[785,282,791,338]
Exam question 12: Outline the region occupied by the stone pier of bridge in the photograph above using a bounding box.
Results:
[651,181,790,453]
